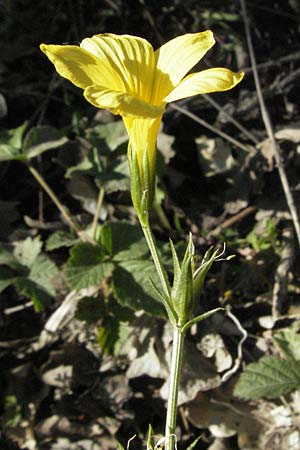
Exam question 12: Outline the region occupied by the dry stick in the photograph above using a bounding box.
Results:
[91,187,105,240]
[240,0,300,249]
[202,93,259,145]
[28,164,92,242]
[170,103,253,154]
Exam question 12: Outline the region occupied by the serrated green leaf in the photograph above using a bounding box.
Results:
[0,267,18,293]
[14,236,42,268]
[14,277,53,311]
[22,126,68,159]
[0,244,24,271]
[97,158,130,194]
[97,316,131,355]
[0,122,27,148]
[86,120,127,151]
[113,259,165,317]
[0,122,27,161]
[0,144,25,161]
[46,230,77,251]
[65,146,103,179]
[75,296,105,323]
[29,254,58,296]
[64,242,113,290]
[273,323,300,361]
[234,356,300,400]
[0,200,19,236]
[101,221,148,261]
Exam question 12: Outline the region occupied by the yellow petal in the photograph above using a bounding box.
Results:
[84,85,165,118]
[40,44,124,91]
[164,68,245,102]
[153,31,215,103]
[81,34,156,102]
[123,116,162,174]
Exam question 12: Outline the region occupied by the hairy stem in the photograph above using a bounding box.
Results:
[165,326,185,450]
[142,224,171,299]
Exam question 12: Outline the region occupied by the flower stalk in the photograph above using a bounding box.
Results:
[40,30,244,449]
[165,326,185,450]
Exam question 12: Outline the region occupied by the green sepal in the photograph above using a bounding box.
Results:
[171,234,194,325]
[169,238,181,289]
[192,246,220,311]
[127,142,156,226]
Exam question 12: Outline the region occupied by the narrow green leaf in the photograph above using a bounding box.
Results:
[147,275,176,326]
[169,238,180,288]
[146,424,155,450]
[64,242,113,290]
[181,307,224,334]
[234,356,300,400]
[185,435,202,450]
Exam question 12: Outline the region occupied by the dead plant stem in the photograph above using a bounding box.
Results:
[240,0,300,248]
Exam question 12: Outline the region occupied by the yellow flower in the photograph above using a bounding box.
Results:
[40,32,244,223]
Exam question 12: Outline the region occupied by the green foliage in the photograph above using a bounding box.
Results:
[0,237,58,311]
[66,121,130,194]
[0,122,27,162]
[22,126,68,159]
[97,315,131,355]
[234,356,300,400]
[64,242,114,290]
[1,395,22,429]
[0,123,68,162]
[75,296,105,323]
[101,221,148,261]
[113,259,165,317]
[273,322,300,361]
[245,218,279,252]
[63,222,165,317]
[46,230,77,251]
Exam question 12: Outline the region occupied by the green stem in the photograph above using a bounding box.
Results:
[165,326,185,450]
[142,224,171,299]
[91,187,105,240]
[27,164,90,241]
